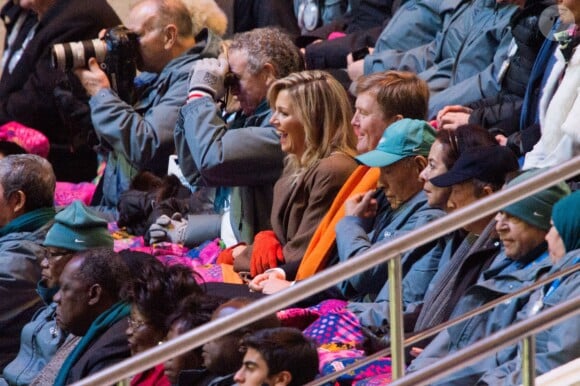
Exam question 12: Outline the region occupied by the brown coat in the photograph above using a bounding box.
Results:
[234,152,357,273]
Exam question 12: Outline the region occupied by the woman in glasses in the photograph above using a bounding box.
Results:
[2,200,113,386]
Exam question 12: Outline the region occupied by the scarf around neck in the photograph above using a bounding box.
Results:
[0,206,55,238]
[53,302,130,386]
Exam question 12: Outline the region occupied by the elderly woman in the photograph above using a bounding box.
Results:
[225,70,358,279]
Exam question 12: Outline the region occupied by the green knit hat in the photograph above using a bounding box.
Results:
[503,169,571,231]
[43,200,113,251]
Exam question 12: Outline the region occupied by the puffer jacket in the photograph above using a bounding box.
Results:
[468,0,554,134]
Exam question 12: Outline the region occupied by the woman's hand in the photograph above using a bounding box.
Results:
[248,270,285,292]
[260,278,292,294]
[436,105,473,130]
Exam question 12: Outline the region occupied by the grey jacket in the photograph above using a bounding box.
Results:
[174,98,285,244]
[0,223,52,372]
[337,190,446,301]
[90,31,221,208]
[368,0,463,62]
[477,248,580,385]
[365,0,517,118]
[407,243,552,385]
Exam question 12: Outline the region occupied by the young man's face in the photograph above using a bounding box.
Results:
[234,347,288,386]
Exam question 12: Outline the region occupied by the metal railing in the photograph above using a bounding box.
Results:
[308,261,580,385]
[74,156,580,386]
[389,295,580,386]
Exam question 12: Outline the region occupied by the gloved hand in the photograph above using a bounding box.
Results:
[250,230,285,277]
[147,213,188,244]
[217,242,247,265]
[188,57,229,100]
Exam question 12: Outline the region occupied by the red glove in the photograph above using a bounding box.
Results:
[217,242,246,265]
[250,230,284,277]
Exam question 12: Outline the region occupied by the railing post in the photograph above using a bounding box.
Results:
[522,335,536,386]
[389,253,405,380]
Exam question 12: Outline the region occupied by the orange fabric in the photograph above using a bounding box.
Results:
[295,166,380,280]
[221,263,245,284]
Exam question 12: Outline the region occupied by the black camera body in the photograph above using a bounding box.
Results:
[51,25,139,104]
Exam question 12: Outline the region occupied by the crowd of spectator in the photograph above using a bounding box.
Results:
[0,0,579,384]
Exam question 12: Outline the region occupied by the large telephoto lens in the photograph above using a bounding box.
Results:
[51,39,107,70]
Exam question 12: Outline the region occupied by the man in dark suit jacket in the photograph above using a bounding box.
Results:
[0,0,121,182]
[52,248,131,385]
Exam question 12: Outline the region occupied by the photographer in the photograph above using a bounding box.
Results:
[0,0,121,182]
[75,0,222,213]
[171,27,303,246]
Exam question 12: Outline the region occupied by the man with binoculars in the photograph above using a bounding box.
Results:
[173,27,303,247]
[75,0,221,214]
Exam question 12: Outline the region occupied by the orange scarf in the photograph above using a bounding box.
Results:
[295,166,380,280]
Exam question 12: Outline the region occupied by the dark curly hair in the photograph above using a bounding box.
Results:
[127,260,203,333]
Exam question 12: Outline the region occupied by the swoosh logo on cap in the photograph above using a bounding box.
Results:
[75,239,86,243]
[533,211,545,217]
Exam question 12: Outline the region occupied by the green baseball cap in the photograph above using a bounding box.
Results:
[503,169,571,231]
[355,118,436,167]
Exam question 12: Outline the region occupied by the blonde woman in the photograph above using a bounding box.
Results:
[229,70,358,279]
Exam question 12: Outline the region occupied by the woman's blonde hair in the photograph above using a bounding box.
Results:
[267,70,357,176]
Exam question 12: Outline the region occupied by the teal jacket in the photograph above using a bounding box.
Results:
[477,248,580,385]
[337,190,446,301]
[407,243,552,385]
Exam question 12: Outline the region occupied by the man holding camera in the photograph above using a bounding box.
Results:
[75,0,221,212]
[173,27,303,246]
